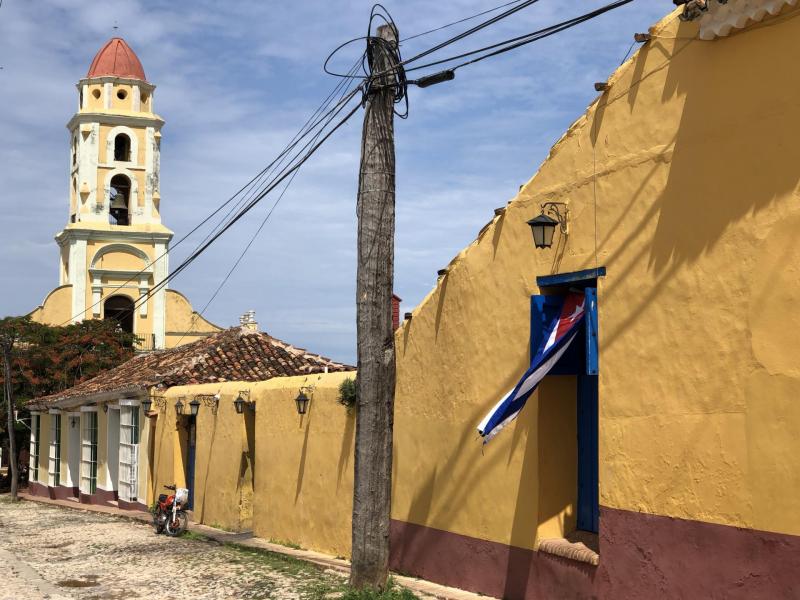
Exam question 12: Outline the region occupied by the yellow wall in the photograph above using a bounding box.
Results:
[164,290,224,348]
[98,124,147,167]
[28,285,73,325]
[150,373,355,555]
[392,5,800,549]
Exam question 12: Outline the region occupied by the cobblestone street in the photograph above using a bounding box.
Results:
[0,497,356,600]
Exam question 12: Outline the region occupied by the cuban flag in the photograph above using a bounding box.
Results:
[478,292,586,443]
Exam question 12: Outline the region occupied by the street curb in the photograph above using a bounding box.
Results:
[16,493,494,600]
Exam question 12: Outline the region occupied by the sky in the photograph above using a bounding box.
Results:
[0,0,668,364]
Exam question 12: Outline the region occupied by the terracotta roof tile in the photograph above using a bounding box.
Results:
[28,327,353,408]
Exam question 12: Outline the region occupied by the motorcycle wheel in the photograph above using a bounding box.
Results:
[165,510,188,537]
[153,509,166,534]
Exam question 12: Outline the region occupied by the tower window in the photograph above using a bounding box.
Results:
[109,174,132,226]
[92,89,101,100]
[103,295,135,334]
[114,134,131,162]
[117,89,128,100]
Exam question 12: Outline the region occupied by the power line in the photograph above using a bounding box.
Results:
[405,0,636,75]
[124,91,363,326]
[401,0,530,42]
[174,59,366,345]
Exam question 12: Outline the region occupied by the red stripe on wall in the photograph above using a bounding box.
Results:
[390,507,800,599]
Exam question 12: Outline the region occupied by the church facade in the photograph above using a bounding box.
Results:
[29,38,221,349]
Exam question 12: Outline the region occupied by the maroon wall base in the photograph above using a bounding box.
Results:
[48,485,79,500]
[28,481,49,498]
[79,487,117,506]
[118,498,148,512]
[390,507,800,600]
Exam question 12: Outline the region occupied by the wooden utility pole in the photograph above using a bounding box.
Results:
[351,23,398,590]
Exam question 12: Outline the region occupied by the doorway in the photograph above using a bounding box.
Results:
[67,414,80,494]
[533,268,602,535]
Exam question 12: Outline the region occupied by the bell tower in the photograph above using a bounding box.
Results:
[57,38,172,348]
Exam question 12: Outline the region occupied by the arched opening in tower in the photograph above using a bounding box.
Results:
[109,174,131,226]
[103,295,135,334]
[114,134,131,162]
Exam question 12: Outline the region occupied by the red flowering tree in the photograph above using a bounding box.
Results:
[1,317,135,499]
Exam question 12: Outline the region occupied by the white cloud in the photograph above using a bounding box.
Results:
[0,0,668,362]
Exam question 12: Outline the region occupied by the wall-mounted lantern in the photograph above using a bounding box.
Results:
[102,403,109,414]
[527,202,569,249]
[175,398,185,416]
[234,390,254,415]
[192,394,219,416]
[141,398,152,413]
[295,386,314,415]
[189,398,201,417]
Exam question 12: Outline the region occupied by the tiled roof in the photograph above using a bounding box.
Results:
[698,0,797,40]
[28,327,353,408]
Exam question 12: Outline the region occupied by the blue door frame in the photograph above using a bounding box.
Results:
[531,281,600,533]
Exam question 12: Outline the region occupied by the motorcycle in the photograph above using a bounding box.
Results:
[152,484,189,536]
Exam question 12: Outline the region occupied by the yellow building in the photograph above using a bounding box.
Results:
[26,321,353,515]
[25,3,800,598]
[29,38,221,349]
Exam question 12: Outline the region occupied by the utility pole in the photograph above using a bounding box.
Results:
[351,23,398,590]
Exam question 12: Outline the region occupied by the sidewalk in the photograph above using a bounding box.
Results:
[18,491,491,600]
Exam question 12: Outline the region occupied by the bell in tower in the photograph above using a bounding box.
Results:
[109,191,129,226]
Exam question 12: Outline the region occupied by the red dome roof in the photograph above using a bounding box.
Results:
[87,38,147,81]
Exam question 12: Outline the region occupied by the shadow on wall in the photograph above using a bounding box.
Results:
[394,377,579,599]
[336,411,356,491]
[599,20,800,349]
[239,411,256,530]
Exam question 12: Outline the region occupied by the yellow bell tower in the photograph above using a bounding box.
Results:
[30,38,222,349]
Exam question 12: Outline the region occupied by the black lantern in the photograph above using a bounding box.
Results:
[295,390,310,415]
[189,398,201,417]
[102,403,109,413]
[175,399,184,415]
[234,390,252,415]
[527,213,559,249]
[141,398,153,413]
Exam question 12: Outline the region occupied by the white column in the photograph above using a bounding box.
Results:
[70,237,88,322]
[139,274,149,317]
[132,84,141,112]
[152,241,168,349]
[103,82,112,109]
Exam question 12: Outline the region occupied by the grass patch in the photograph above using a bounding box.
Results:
[182,529,213,543]
[339,579,418,600]
[269,537,304,550]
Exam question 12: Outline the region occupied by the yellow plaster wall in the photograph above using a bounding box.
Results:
[98,124,147,166]
[84,84,104,112]
[29,285,73,325]
[149,373,355,553]
[164,290,224,348]
[393,6,800,548]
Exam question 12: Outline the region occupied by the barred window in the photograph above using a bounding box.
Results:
[80,411,98,494]
[119,406,140,502]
